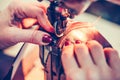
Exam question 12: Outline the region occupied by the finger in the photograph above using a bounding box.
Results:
[7,26,52,45]
[24,5,54,32]
[87,67,101,80]
[87,40,114,80]
[9,0,54,32]
[22,17,54,33]
[74,40,94,69]
[22,18,37,29]
[104,48,120,72]
[87,40,108,67]
[61,40,79,75]
[22,5,54,32]
[37,9,54,32]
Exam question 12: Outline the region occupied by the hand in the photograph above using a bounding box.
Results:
[0,0,54,49]
[60,21,120,80]
[62,40,120,80]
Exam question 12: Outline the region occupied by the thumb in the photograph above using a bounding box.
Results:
[8,26,52,45]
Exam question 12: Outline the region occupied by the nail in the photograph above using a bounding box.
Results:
[65,40,71,46]
[49,26,55,33]
[75,40,81,44]
[42,35,52,43]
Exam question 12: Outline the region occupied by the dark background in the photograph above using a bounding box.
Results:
[86,1,120,25]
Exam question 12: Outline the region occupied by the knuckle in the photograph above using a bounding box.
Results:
[39,8,45,15]
[8,0,21,12]
[66,69,85,80]
[100,67,113,80]
[29,30,39,44]
[86,67,101,80]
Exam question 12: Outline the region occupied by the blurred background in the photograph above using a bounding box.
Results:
[0,0,120,79]
[87,0,120,25]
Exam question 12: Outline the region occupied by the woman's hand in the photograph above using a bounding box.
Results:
[0,0,54,49]
[62,40,120,80]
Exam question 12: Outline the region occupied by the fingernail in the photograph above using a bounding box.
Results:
[42,35,52,43]
[65,40,71,46]
[75,40,81,44]
[49,27,55,33]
